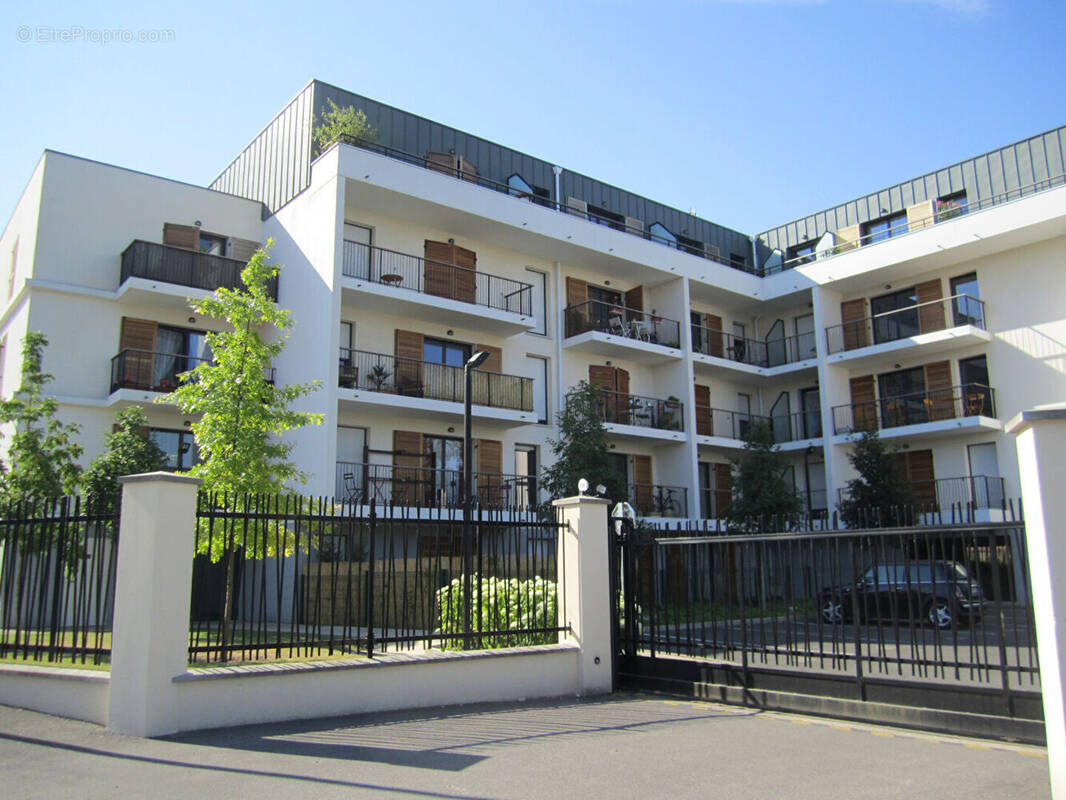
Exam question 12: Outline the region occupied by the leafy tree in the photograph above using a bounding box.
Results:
[312,99,378,156]
[541,381,626,505]
[725,420,801,532]
[837,431,916,528]
[165,242,322,649]
[82,406,167,512]
[0,332,83,503]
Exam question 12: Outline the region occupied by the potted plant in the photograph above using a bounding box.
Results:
[368,363,390,391]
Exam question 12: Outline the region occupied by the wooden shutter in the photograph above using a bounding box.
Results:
[694,384,712,436]
[588,364,616,423]
[906,200,934,231]
[565,277,589,336]
[476,438,503,505]
[841,299,869,350]
[424,240,456,300]
[227,237,261,263]
[632,455,653,514]
[704,313,724,358]
[392,430,424,505]
[453,245,477,304]
[897,450,936,506]
[923,360,954,421]
[615,368,631,425]
[162,223,199,250]
[394,329,424,396]
[425,152,457,177]
[849,375,877,432]
[834,224,860,251]
[458,156,478,183]
[118,317,158,391]
[566,277,588,308]
[624,286,644,321]
[713,463,733,516]
[475,345,501,373]
[915,279,946,333]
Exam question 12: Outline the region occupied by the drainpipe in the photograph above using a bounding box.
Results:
[749,235,760,276]
[553,165,563,209]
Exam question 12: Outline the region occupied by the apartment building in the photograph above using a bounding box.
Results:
[2,78,1064,521]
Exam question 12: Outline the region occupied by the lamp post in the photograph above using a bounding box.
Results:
[462,350,490,648]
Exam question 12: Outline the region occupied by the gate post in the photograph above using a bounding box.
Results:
[554,495,612,696]
[1009,405,1066,798]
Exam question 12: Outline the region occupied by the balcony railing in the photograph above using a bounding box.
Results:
[335,462,540,510]
[583,390,684,431]
[695,406,822,442]
[837,475,1006,511]
[120,240,278,301]
[691,324,817,366]
[564,299,681,348]
[832,383,996,435]
[629,484,688,518]
[341,240,533,315]
[338,348,533,412]
[333,134,760,276]
[826,294,986,353]
[110,349,275,393]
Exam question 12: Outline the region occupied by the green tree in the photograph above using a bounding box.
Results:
[541,381,626,506]
[165,242,322,649]
[725,420,801,532]
[312,99,378,156]
[0,332,83,503]
[82,406,167,512]
[837,431,916,528]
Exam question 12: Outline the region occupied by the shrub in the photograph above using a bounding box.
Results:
[436,574,557,650]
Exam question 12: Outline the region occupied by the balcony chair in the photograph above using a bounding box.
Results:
[609,314,631,338]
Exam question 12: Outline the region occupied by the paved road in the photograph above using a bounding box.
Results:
[0,694,1049,799]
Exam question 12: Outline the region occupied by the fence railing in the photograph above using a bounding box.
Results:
[121,240,278,301]
[188,493,565,663]
[587,390,684,431]
[618,520,1037,706]
[0,496,121,666]
[564,299,681,348]
[826,294,986,353]
[341,240,533,316]
[338,348,533,412]
[838,475,1007,512]
[692,325,817,366]
[110,349,275,393]
[694,407,822,442]
[333,134,760,276]
[629,484,688,518]
[335,462,542,511]
[833,383,996,434]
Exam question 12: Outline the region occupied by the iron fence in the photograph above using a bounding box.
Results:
[833,383,996,434]
[826,294,986,353]
[110,349,275,393]
[341,240,533,316]
[587,390,684,431]
[0,496,121,665]
[334,462,541,511]
[563,299,682,348]
[188,494,565,664]
[121,240,278,301]
[837,476,1006,512]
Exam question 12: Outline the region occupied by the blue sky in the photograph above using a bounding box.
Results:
[2,0,1063,235]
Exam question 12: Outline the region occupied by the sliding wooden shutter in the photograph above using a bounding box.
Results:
[118,317,158,389]
[476,438,503,506]
[841,299,868,350]
[392,430,424,504]
[924,360,954,421]
[704,313,724,357]
[849,375,877,432]
[453,245,477,304]
[588,365,629,423]
[896,449,936,506]
[915,279,946,333]
[694,384,712,436]
[632,455,653,514]
[425,152,457,177]
[424,240,456,300]
[162,223,199,250]
[714,463,733,516]
[624,286,644,320]
[394,329,424,396]
[565,277,590,336]
[566,277,588,308]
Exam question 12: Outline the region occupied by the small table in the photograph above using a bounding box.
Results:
[381,273,403,286]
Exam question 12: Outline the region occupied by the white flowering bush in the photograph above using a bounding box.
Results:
[436,575,557,650]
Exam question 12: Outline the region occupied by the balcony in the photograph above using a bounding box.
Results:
[340,241,536,335]
[335,462,540,511]
[826,294,989,367]
[563,300,681,363]
[109,349,275,402]
[692,324,817,377]
[337,348,536,425]
[629,484,688,518]
[837,475,1006,511]
[120,240,278,302]
[695,406,822,450]
[832,383,1000,440]
[585,390,686,442]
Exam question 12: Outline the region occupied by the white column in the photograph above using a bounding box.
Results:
[553,495,612,696]
[1007,404,1066,798]
[108,472,201,737]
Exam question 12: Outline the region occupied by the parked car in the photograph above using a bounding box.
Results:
[819,560,985,629]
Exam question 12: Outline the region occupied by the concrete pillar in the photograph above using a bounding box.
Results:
[553,495,612,696]
[108,472,201,737]
[1007,404,1066,798]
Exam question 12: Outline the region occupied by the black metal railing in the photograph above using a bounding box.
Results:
[188,493,565,663]
[341,240,533,316]
[838,476,1007,512]
[692,325,817,367]
[694,407,822,442]
[628,484,688,518]
[110,350,275,393]
[564,299,681,348]
[618,520,1038,709]
[0,496,121,666]
[769,172,1066,274]
[332,134,760,276]
[338,348,533,412]
[826,294,986,354]
[584,390,684,431]
[335,462,542,511]
[120,240,278,301]
[833,383,996,435]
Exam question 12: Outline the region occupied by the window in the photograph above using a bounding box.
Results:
[154,326,211,389]
[765,319,787,367]
[608,452,629,484]
[936,191,968,221]
[424,435,463,505]
[423,338,469,367]
[676,233,704,257]
[950,272,982,327]
[795,313,816,360]
[967,442,1003,508]
[870,287,919,344]
[729,253,747,268]
[587,204,625,232]
[800,386,822,438]
[787,241,816,265]
[525,355,549,424]
[648,223,677,248]
[737,392,752,438]
[338,322,356,386]
[769,391,791,443]
[959,355,992,416]
[524,268,547,335]
[507,174,550,206]
[878,366,926,427]
[862,211,908,244]
[198,232,227,255]
[150,429,200,471]
[690,312,704,353]
[514,445,538,508]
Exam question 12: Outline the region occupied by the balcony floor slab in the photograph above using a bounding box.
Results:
[693,353,818,381]
[562,331,682,364]
[832,414,1002,445]
[338,388,537,426]
[826,325,991,369]
[604,422,686,443]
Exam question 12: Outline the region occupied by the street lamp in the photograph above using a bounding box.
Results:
[462,350,490,649]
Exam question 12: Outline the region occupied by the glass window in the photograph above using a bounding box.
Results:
[423,338,469,367]
[800,387,822,438]
[878,366,926,427]
[729,253,747,268]
[788,242,816,265]
[769,391,791,443]
[587,204,625,232]
[507,173,534,197]
[514,445,538,508]
[676,234,704,257]
[648,223,678,248]
[936,191,968,221]
[863,211,908,244]
[153,326,212,389]
[959,356,992,417]
[950,272,982,327]
[870,287,919,344]
[795,314,816,360]
[198,233,226,255]
[149,429,199,471]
